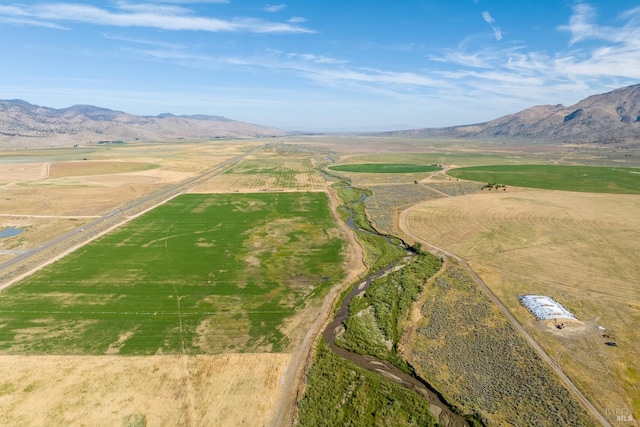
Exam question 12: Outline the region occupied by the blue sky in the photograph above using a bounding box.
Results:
[1,1,640,131]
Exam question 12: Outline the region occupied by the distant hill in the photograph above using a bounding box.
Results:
[0,100,285,147]
[383,84,640,145]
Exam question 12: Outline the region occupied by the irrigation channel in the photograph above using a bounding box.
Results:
[321,182,469,427]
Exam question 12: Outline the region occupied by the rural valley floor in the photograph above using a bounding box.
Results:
[0,137,638,426]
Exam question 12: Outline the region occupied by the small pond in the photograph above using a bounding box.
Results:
[0,227,24,238]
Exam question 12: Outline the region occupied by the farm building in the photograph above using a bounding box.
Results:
[519,295,577,321]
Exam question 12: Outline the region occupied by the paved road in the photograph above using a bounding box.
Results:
[399,205,612,427]
[0,143,265,288]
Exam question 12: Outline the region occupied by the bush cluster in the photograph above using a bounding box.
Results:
[297,340,437,427]
[337,253,441,371]
[414,265,595,426]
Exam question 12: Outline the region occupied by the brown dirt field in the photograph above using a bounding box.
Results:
[0,185,150,217]
[0,354,290,426]
[0,142,244,247]
[0,163,47,182]
[401,188,640,424]
[49,161,156,178]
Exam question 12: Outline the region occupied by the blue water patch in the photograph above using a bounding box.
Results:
[0,227,24,238]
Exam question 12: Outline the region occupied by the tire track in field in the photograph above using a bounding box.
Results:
[41,163,50,178]
[163,221,197,426]
[399,206,612,427]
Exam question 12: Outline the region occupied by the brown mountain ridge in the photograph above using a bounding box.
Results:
[383,84,640,145]
[0,99,285,147]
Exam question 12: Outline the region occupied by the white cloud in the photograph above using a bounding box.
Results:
[558,3,603,44]
[482,11,495,24]
[264,4,286,13]
[113,2,190,15]
[0,15,68,29]
[619,6,640,22]
[481,10,502,41]
[285,52,347,65]
[421,3,640,110]
[0,2,312,34]
[157,0,229,3]
[102,33,184,50]
[288,16,307,23]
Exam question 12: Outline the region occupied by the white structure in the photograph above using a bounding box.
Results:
[519,294,577,321]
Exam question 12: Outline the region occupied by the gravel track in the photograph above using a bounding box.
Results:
[399,204,611,427]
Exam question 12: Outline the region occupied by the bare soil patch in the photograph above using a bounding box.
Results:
[49,161,156,178]
[0,163,47,182]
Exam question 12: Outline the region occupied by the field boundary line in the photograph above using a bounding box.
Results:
[398,204,612,427]
[0,144,265,292]
[0,191,181,293]
[0,214,102,219]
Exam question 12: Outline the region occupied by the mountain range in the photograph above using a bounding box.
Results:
[382,84,640,146]
[0,100,284,147]
[2,84,640,147]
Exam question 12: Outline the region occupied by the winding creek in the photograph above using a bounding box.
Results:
[323,183,469,427]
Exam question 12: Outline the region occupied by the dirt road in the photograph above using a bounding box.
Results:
[0,144,265,290]
[399,205,612,427]
[270,185,368,427]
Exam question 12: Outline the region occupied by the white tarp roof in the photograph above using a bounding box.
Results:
[519,294,577,321]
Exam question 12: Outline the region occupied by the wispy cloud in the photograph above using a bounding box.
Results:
[284,52,347,65]
[363,41,428,53]
[156,0,229,3]
[425,3,640,107]
[0,15,68,29]
[264,4,286,13]
[558,3,640,46]
[248,48,446,88]
[482,10,502,41]
[558,3,603,44]
[102,33,185,50]
[0,2,312,33]
[111,0,640,107]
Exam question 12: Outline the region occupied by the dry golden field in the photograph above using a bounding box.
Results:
[402,188,640,424]
[0,141,252,250]
[3,136,639,426]
[0,138,367,426]
[0,354,290,426]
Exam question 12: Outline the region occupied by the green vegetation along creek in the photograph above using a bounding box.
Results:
[297,340,439,427]
[0,192,344,355]
[299,181,470,427]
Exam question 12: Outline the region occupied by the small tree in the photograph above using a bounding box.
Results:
[410,242,423,254]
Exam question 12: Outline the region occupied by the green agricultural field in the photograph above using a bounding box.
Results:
[329,164,441,174]
[219,156,325,189]
[0,193,344,355]
[448,165,640,194]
